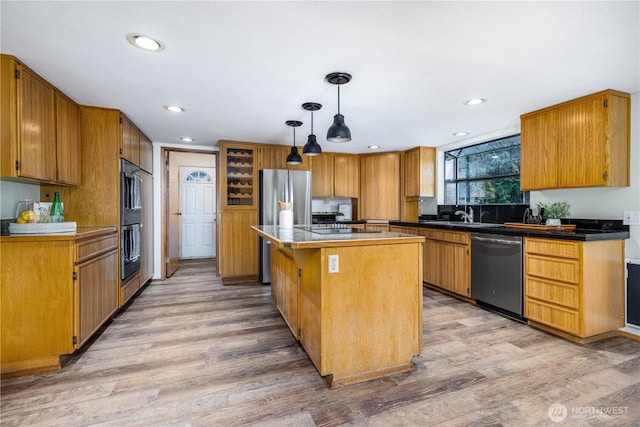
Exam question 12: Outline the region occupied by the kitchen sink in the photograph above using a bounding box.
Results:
[419,221,503,228]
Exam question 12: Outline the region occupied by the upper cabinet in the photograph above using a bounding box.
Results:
[139,132,153,174]
[360,152,400,220]
[55,92,81,185]
[120,114,140,166]
[403,146,435,197]
[220,140,258,209]
[311,152,359,198]
[1,55,81,185]
[520,89,630,190]
[259,145,311,171]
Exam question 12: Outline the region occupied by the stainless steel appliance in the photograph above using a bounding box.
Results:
[259,169,312,283]
[471,233,524,320]
[120,159,141,281]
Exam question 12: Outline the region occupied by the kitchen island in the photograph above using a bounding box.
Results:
[251,225,425,388]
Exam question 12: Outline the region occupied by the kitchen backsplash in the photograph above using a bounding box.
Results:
[0,179,40,220]
[435,204,530,224]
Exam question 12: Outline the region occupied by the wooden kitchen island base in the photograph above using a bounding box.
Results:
[253,226,424,388]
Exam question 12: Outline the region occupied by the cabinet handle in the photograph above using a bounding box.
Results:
[603,171,608,182]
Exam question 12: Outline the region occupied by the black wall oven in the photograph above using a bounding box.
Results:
[120,159,141,282]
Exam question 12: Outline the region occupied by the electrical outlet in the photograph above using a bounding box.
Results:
[623,211,640,225]
[328,254,339,273]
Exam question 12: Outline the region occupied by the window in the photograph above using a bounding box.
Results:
[444,135,528,205]
[184,170,212,183]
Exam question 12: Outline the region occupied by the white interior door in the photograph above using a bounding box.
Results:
[179,166,216,259]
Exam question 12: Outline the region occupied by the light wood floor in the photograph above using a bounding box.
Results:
[2,259,639,426]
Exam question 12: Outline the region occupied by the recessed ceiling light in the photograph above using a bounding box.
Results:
[464,98,486,106]
[163,105,184,112]
[126,33,164,52]
[453,131,469,137]
[180,137,194,142]
[368,145,380,150]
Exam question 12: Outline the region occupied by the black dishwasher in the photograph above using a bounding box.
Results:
[471,233,524,320]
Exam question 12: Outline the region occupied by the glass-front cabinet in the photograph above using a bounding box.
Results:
[220,141,258,209]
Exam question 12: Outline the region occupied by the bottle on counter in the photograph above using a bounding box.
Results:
[49,192,64,223]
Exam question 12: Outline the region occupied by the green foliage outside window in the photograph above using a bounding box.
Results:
[444,135,528,205]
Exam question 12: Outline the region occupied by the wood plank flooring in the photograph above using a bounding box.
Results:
[2,259,639,426]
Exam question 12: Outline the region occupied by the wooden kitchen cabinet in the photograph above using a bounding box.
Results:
[312,152,359,198]
[524,237,624,343]
[1,55,56,183]
[270,247,300,338]
[55,91,82,185]
[76,233,119,347]
[419,228,470,298]
[139,132,153,173]
[220,141,258,209]
[360,152,400,220]
[520,89,630,190]
[260,144,311,171]
[1,55,82,185]
[120,114,140,166]
[218,209,259,282]
[1,228,118,377]
[390,225,418,235]
[403,146,435,197]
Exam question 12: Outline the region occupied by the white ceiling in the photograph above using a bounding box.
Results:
[1,1,638,154]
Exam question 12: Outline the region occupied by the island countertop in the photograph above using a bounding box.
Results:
[251,225,425,249]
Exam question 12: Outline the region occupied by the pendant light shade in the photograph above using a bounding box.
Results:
[326,72,352,143]
[286,120,303,165]
[302,102,322,156]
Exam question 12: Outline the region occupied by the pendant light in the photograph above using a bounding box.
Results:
[326,72,352,143]
[302,102,322,156]
[285,120,303,165]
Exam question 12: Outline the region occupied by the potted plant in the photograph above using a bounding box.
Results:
[537,201,570,226]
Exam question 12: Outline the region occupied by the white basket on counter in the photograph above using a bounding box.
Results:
[9,222,77,234]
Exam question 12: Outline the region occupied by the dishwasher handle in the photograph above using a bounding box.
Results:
[471,235,522,246]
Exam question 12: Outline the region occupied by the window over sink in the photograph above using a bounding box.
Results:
[444,134,529,205]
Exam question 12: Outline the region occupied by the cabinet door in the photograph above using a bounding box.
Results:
[311,153,334,197]
[447,243,470,297]
[334,153,359,198]
[556,97,605,188]
[422,238,440,286]
[18,64,56,182]
[139,132,153,173]
[520,111,558,190]
[271,247,299,338]
[219,209,259,278]
[360,153,400,219]
[260,145,288,170]
[76,249,119,346]
[404,147,435,197]
[120,115,140,166]
[55,91,81,185]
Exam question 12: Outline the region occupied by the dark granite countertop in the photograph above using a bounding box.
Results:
[390,219,630,241]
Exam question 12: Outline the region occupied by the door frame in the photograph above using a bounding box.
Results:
[160,147,218,279]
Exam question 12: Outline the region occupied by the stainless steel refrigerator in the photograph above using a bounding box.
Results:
[259,169,312,283]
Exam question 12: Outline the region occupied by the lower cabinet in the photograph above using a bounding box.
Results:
[390,225,418,234]
[270,247,299,338]
[218,209,259,283]
[524,237,624,342]
[76,234,119,346]
[1,228,119,377]
[419,228,470,297]
[365,222,389,232]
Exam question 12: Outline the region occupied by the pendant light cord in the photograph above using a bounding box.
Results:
[337,85,341,115]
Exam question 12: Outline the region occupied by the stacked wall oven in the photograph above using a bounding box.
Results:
[120,159,141,282]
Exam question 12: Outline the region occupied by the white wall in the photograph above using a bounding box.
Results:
[0,179,41,219]
[431,91,640,259]
[151,143,218,279]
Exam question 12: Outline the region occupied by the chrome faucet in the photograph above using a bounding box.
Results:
[454,206,474,223]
